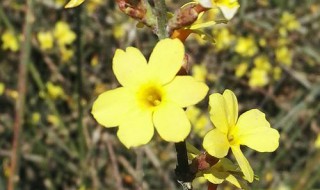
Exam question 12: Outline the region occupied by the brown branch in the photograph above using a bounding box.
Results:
[7,1,34,190]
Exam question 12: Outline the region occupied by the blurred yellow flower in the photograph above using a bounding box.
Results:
[31,112,41,124]
[54,21,76,47]
[0,83,5,95]
[275,46,292,66]
[235,62,248,78]
[213,28,235,51]
[60,46,74,62]
[86,0,103,14]
[55,0,66,7]
[7,89,18,99]
[273,66,282,81]
[186,106,210,137]
[90,54,99,67]
[192,64,208,82]
[280,12,300,31]
[249,68,269,87]
[112,24,125,40]
[235,36,258,57]
[37,31,54,50]
[1,30,19,52]
[46,82,65,99]
[47,114,60,126]
[259,38,267,47]
[315,134,320,149]
[92,39,209,148]
[197,0,240,20]
[253,55,271,71]
[203,90,279,182]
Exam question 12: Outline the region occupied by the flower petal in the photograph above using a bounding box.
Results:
[231,146,254,183]
[222,89,238,126]
[225,174,244,189]
[117,109,154,148]
[148,39,184,84]
[203,129,230,158]
[164,76,208,107]
[113,47,149,88]
[153,103,190,142]
[236,109,280,152]
[91,87,136,127]
[203,171,226,184]
[209,93,229,133]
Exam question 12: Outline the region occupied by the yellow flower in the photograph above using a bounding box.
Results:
[37,31,54,50]
[0,83,5,95]
[186,106,211,137]
[275,46,292,66]
[31,112,41,124]
[1,30,19,52]
[280,12,300,31]
[273,66,282,81]
[249,68,269,87]
[192,64,208,82]
[213,28,235,51]
[60,46,74,62]
[203,89,279,182]
[86,0,103,14]
[235,62,248,78]
[235,36,258,57]
[315,134,320,149]
[54,21,76,47]
[253,55,271,71]
[92,39,209,148]
[197,0,240,20]
[46,82,65,99]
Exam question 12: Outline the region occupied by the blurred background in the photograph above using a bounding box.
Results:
[0,0,320,189]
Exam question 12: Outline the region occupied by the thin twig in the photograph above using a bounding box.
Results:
[106,137,124,190]
[7,0,34,189]
[154,0,168,39]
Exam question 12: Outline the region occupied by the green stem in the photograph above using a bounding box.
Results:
[153,0,168,39]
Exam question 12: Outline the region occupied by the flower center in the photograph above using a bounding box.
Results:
[137,83,164,110]
[227,126,237,145]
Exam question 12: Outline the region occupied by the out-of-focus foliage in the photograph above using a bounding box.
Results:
[0,0,320,189]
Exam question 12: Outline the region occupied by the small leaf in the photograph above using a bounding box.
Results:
[65,0,85,8]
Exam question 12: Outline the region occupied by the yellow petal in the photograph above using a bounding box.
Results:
[231,146,254,183]
[164,76,208,107]
[203,171,226,184]
[225,174,243,189]
[148,39,184,84]
[91,87,136,127]
[153,103,190,142]
[203,129,230,158]
[113,47,149,88]
[222,89,238,126]
[117,109,154,148]
[65,0,85,8]
[236,109,280,152]
[209,93,229,133]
